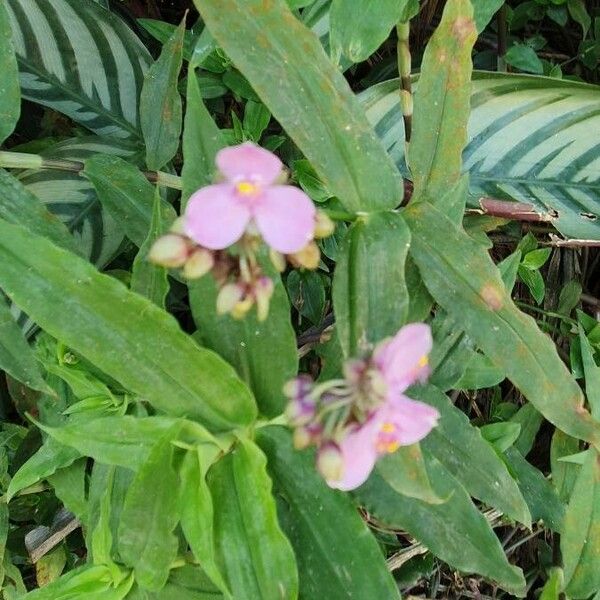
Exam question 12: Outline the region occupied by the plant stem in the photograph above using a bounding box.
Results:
[396,21,413,156]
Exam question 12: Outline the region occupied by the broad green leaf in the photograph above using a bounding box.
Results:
[119,430,181,591]
[416,385,530,525]
[503,447,564,532]
[190,261,298,418]
[409,0,476,207]
[91,466,119,578]
[540,568,564,600]
[195,0,403,212]
[131,189,169,307]
[330,0,417,63]
[179,448,231,597]
[356,456,525,594]
[455,351,504,389]
[505,44,544,74]
[181,60,223,207]
[579,325,600,420]
[551,429,581,503]
[512,403,543,456]
[0,219,257,430]
[207,438,298,600]
[0,169,78,254]
[332,211,410,357]
[140,17,185,170]
[47,459,88,523]
[83,154,176,248]
[472,0,504,32]
[362,73,600,239]
[404,201,600,445]
[568,0,591,37]
[6,0,151,138]
[8,437,80,500]
[0,294,50,395]
[257,427,400,600]
[0,0,20,144]
[377,443,443,504]
[481,422,521,453]
[37,416,188,469]
[562,448,600,598]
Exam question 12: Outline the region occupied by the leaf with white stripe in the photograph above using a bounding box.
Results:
[361,73,600,240]
[5,0,151,138]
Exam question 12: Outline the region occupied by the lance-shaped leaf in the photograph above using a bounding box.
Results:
[561,448,600,598]
[355,457,526,595]
[257,426,400,600]
[0,219,257,430]
[5,0,151,138]
[83,154,176,248]
[409,0,476,207]
[404,201,600,445]
[0,0,20,144]
[362,73,600,239]
[0,294,50,394]
[207,438,298,600]
[140,17,185,170]
[194,0,403,212]
[333,211,410,357]
[330,0,417,63]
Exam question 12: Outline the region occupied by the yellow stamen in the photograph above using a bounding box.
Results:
[381,422,396,434]
[236,181,259,196]
[418,355,429,368]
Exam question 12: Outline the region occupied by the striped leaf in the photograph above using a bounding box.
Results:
[5,0,151,138]
[361,73,600,240]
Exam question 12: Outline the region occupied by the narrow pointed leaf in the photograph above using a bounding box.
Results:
[404,201,600,445]
[194,0,403,212]
[0,219,257,430]
[0,0,20,144]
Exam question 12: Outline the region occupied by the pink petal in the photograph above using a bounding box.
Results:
[383,396,440,446]
[327,418,381,491]
[216,142,283,185]
[184,184,250,249]
[373,323,433,392]
[253,185,316,253]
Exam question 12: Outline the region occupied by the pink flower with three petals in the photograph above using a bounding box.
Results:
[184,142,316,254]
[324,323,440,491]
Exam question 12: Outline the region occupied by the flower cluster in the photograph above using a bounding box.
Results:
[285,323,440,490]
[149,143,333,321]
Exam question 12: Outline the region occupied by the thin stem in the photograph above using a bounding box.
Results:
[497,4,508,72]
[396,21,413,155]
[0,150,183,191]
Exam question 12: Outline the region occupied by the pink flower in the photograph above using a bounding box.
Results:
[184,142,316,254]
[324,324,440,491]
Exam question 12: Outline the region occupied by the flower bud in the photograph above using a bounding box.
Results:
[269,248,286,273]
[183,248,214,279]
[169,217,187,235]
[316,443,344,482]
[289,241,320,270]
[313,211,335,239]
[148,234,189,268]
[283,375,313,400]
[231,297,254,320]
[293,426,313,450]
[216,283,245,315]
[254,276,275,322]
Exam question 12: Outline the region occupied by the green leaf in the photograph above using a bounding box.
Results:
[91,466,120,578]
[0,0,20,144]
[333,211,410,357]
[409,0,476,207]
[0,219,257,430]
[140,17,185,170]
[562,448,600,597]
[455,351,505,389]
[579,323,600,420]
[377,443,443,504]
[257,426,400,600]
[518,265,546,304]
[195,0,403,213]
[403,201,600,445]
[179,448,231,597]
[47,459,88,523]
[0,169,78,255]
[481,422,521,453]
[181,57,224,207]
[330,0,416,63]
[503,447,564,532]
[568,0,591,37]
[131,188,169,308]
[6,0,151,138]
[472,0,504,32]
[119,429,181,591]
[505,44,544,74]
[511,403,543,456]
[355,456,526,595]
[83,154,176,248]
[362,73,600,239]
[551,429,581,504]
[0,293,50,394]
[415,385,531,525]
[521,248,551,270]
[7,437,80,500]
[190,264,297,418]
[540,568,564,600]
[287,270,326,325]
[207,438,298,600]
